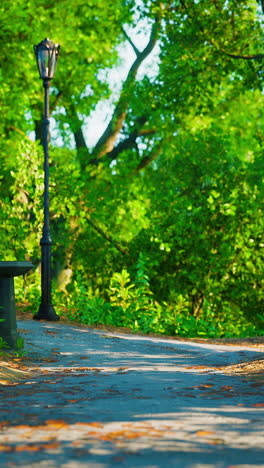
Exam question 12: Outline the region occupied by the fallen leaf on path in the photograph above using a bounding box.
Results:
[98,435,113,441]
[85,422,104,428]
[0,380,19,386]
[75,422,104,428]
[45,420,69,429]
[15,445,42,452]
[185,365,209,369]
[42,358,58,363]
[0,422,9,429]
[196,431,215,437]
[220,359,264,374]
[194,384,214,389]
[42,435,58,441]
[0,444,12,452]
[42,442,60,449]
[208,438,225,445]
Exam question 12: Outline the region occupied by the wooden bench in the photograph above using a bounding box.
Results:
[0,261,34,348]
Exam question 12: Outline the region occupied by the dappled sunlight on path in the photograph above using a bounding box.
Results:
[0,320,263,467]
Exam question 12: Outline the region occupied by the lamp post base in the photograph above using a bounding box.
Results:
[33,304,60,321]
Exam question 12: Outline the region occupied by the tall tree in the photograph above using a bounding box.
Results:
[0,0,263,327]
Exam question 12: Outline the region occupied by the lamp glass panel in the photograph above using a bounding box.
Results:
[38,48,50,78]
[48,49,57,78]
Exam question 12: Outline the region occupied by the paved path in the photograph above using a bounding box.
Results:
[0,319,264,467]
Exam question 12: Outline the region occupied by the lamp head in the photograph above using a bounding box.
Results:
[34,38,60,80]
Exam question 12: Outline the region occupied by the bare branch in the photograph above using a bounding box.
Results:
[89,116,156,165]
[179,0,187,8]
[122,27,141,57]
[87,218,129,255]
[106,127,156,159]
[66,104,91,167]
[106,133,139,161]
[87,132,139,165]
[212,0,221,10]
[89,131,140,166]
[92,18,161,160]
[221,49,264,60]
[8,126,33,141]
[139,128,156,136]
[50,90,63,113]
[74,126,87,150]
[133,144,162,173]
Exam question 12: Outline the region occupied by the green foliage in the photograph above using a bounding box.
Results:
[60,254,263,338]
[0,0,263,339]
[13,337,27,357]
[0,335,26,357]
[0,337,9,352]
[0,139,43,261]
[173,302,263,339]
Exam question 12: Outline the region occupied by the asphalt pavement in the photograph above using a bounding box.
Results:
[0,318,264,467]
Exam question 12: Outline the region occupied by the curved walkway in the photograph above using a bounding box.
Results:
[0,319,263,467]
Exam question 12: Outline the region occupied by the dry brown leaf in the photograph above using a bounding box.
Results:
[122,431,143,439]
[42,442,60,449]
[42,358,58,363]
[0,422,9,429]
[208,438,225,445]
[42,436,58,441]
[185,365,209,370]
[45,420,69,429]
[196,430,215,437]
[195,384,214,389]
[98,436,113,441]
[0,380,14,386]
[85,431,101,436]
[0,444,12,452]
[15,445,42,452]
[86,422,104,428]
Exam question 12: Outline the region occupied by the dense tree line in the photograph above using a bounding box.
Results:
[0,0,263,337]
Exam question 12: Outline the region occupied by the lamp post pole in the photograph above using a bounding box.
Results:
[33,38,60,321]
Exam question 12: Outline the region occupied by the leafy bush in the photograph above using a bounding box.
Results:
[55,253,263,338]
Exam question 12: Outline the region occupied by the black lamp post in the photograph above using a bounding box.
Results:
[33,38,60,321]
